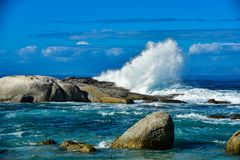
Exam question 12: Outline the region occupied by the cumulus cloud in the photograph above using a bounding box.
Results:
[41,46,96,62]
[42,46,70,56]
[189,42,240,54]
[106,48,123,56]
[76,41,89,46]
[17,45,37,56]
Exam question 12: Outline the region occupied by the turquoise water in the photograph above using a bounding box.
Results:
[0,101,240,160]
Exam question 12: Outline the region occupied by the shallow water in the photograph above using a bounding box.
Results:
[0,101,240,160]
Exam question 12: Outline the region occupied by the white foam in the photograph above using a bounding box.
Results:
[227,105,240,109]
[176,113,240,125]
[95,141,111,149]
[176,113,208,120]
[5,113,16,118]
[0,131,25,137]
[212,140,226,145]
[153,86,240,104]
[95,39,183,94]
[98,111,115,116]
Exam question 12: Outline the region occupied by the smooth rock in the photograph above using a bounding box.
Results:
[111,112,174,150]
[0,76,88,103]
[60,140,96,153]
[226,130,240,154]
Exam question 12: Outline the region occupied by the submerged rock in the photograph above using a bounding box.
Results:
[207,99,230,104]
[226,130,240,154]
[60,140,96,153]
[38,139,57,145]
[159,99,186,104]
[208,114,240,120]
[111,112,174,150]
[0,149,9,154]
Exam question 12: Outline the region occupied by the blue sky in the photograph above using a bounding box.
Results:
[0,0,240,76]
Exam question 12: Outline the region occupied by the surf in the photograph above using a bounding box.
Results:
[95,39,183,94]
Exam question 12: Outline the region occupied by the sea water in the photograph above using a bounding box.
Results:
[0,76,240,160]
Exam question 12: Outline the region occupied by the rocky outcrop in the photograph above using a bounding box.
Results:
[208,114,240,120]
[0,75,184,104]
[111,112,174,150]
[207,99,230,104]
[64,77,184,104]
[38,139,57,145]
[226,130,240,154]
[60,140,96,153]
[0,76,89,103]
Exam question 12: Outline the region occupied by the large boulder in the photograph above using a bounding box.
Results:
[0,76,88,103]
[111,112,174,150]
[226,130,240,154]
[60,140,96,153]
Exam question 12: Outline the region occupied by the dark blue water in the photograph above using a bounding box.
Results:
[0,77,240,160]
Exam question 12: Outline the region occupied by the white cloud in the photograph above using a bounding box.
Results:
[42,46,70,56]
[189,42,240,54]
[76,41,89,46]
[42,46,85,62]
[106,48,123,56]
[17,45,37,56]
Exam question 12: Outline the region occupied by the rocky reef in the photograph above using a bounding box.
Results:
[0,75,184,104]
[60,140,96,153]
[207,99,230,104]
[208,114,240,120]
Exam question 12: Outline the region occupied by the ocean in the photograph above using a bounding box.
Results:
[0,75,240,160]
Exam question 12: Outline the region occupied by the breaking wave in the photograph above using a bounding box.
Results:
[95,39,183,94]
[95,39,240,104]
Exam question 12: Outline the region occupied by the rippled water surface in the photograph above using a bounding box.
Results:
[0,101,240,160]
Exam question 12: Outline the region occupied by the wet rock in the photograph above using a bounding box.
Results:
[207,114,227,119]
[226,130,240,154]
[160,99,186,104]
[111,112,174,150]
[60,140,96,153]
[207,114,240,120]
[0,149,9,154]
[230,114,240,120]
[207,99,230,104]
[38,139,57,145]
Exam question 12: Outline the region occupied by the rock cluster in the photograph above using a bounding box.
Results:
[0,75,184,104]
